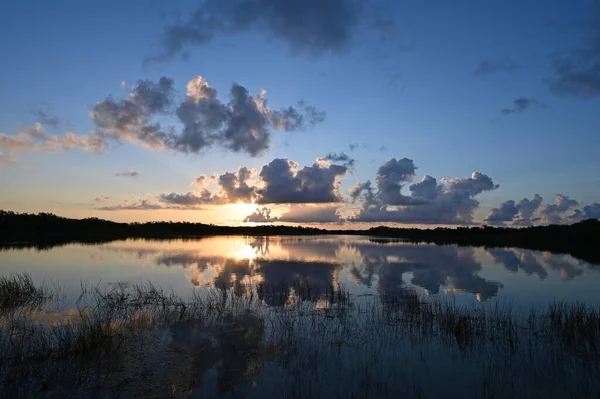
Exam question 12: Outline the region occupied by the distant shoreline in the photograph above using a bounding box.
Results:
[1,210,599,264]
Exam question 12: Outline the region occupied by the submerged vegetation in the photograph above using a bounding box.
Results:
[0,274,599,398]
[1,210,600,264]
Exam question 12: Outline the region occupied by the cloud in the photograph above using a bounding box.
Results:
[115,169,139,178]
[513,194,544,226]
[486,193,598,226]
[279,205,342,223]
[243,207,278,223]
[91,77,175,150]
[374,157,418,206]
[147,0,394,63]
[31,104,61,128]
[97,197,167,211]
[94,195,110,203]
[256,158,349,204]
[349,143,359,151]
[172,77,324,156]
[500,97,546,115]
[322,152,355,167]
[0,123,105,156]
[245,204,343,223]
[159,157,350,209]
[160,166,256,207]
[484,200,519,224]
[540,194,579,224]
[546,3,600,97]
[473,58,519,76]
[349,159,498,224]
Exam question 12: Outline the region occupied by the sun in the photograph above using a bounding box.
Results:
[235,203,258,217]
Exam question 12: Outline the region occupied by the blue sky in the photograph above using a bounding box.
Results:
[1,0,599,226]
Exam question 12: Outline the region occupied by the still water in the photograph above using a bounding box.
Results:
[1,235,599,308]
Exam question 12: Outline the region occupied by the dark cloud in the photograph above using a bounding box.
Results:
[349,143,359,151]
[349,159,498,224]
[115,170,139,178]
[485,194,544,226]
[500,97,546,115]
[30,104,61,128]
[91,77,175,150]
[408,175,441,202]
[513,194,544,226]
[159,158,349,209]
[473,58,519,76]
[256,158,349,204]
[546,2,600,97]
[92,76,323,157]
[486,193,598,226]
[322,152,356,167]
[148,0,395,63]
[375,158,418,206]
[484,200,519,224]
[171,77,324,156]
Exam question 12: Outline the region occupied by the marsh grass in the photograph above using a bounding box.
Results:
[0,272,53,310]
[0,273,599,398]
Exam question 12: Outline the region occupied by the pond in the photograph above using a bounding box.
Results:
[1,236,599,398]
[1,235,599,308]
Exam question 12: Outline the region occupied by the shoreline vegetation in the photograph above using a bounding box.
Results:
[1,273,599,397]
[1,210,599,264]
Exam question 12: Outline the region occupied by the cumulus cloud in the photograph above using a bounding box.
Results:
[484,200,519,224]
[115,170,139,178]
[486,193,598,226]
[148,0,395,63]
[158,157,350,209]
[540,194,580,224]
[546,3,600,97]
[473,58,519,76]
[0,123,105,156]
[172,77,324,156]
[256,158,349,204]
[89,76,324,157]
[500,97,547,115]
[91,77,175,150]
[349,158,498,224]
[374,157,417,205]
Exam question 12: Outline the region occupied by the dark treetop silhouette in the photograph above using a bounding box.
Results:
[0,210,599,264]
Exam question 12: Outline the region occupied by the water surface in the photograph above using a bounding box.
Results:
[1,235,598,309]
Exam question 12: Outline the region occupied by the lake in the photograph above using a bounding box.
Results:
[1,236,600,398]
[1,235,599,308]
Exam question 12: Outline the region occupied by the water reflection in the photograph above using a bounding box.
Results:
[90,236,600,303]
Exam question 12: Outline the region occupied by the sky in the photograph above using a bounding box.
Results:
[1,0,599,227]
